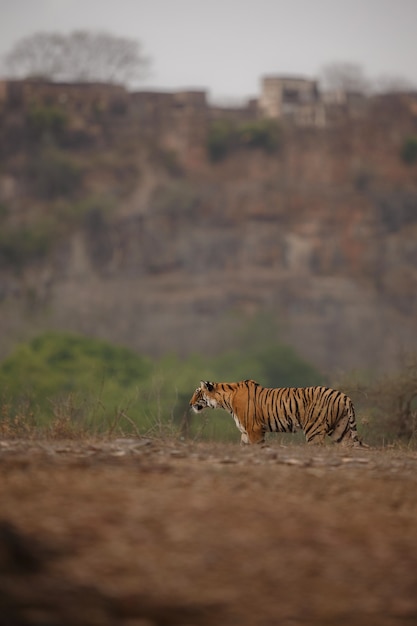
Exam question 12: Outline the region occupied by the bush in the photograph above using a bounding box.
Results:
[27,148,83,199]
[0,332,153,433]
[238,119,281,152]
[0,223,53,270]
[334,355,417,446]
[401,136,417,165]
[207,119,281,162]
[207,119,237,162]
[26,104,68,143]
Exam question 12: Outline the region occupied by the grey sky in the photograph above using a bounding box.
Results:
[1,0,416,102]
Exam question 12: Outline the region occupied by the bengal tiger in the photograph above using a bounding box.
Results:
[189,380,365,446]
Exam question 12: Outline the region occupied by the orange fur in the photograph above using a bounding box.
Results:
[190,380,365,446]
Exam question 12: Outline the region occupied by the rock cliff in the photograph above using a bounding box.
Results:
[0,84,416,373]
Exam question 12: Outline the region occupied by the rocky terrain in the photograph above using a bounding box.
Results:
[0,84,416,373]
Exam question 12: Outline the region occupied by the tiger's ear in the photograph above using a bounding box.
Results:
[201,381,214,391]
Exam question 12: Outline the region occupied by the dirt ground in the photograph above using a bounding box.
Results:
[1,437,417,626]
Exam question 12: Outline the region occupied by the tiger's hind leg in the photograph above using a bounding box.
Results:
[303,411,327,444]
[304,427,327,445]
[329,414,351,445]
[305,433,326,445]
[330,414,365,447]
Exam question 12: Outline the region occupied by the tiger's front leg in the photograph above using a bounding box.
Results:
[245,428,266,445]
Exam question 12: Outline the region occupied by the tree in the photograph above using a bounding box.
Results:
[320,62,369,93]
[2,31,150,85]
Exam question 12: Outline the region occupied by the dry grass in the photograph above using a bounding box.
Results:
[0,437,417,625]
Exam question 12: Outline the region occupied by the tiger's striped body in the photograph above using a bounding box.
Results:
[189,380,364,446]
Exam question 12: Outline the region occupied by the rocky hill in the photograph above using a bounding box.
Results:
[0,81,416,374]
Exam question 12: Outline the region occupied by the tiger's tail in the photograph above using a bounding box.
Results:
[345,397,368,448]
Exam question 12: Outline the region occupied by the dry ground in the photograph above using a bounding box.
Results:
[1,437,417,626]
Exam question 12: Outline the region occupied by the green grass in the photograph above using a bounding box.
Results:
[3,327,413,446]
[0,326,324,441]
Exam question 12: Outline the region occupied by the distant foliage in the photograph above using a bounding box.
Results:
[401,136,417,165]
[0,193,118,273]
[207,119,281,161]
[0,332,152,392]
[238,119,282,152]
[27,148,83,199]
[213,344,321,390]
[0,332,153,432]
[320,62,368,93]
[26,104,68,143]
[0,322,323,440]
[0,223,53,270]
[335,354,417,446]
[3,31,150,85]
[207,120,236,161]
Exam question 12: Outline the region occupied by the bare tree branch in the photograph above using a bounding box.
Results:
[320,62,369,93]
[2,31,150,85]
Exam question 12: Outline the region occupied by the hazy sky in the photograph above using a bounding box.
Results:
[1,0,416,102]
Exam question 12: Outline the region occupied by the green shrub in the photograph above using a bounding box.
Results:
[27,104,68,142]
[0,223,53,270]
[207,118,281,161]
[27,148,83,199]
[0,332,153,432]
[401,136,417,165]
[238,119,281,152]
[207,119,237,162]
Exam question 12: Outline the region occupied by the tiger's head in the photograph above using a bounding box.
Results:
[189,381,219,413]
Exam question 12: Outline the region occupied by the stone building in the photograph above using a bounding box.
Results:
[258,75,326,127]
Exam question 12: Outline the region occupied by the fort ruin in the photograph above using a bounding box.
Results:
[0,73,369,130]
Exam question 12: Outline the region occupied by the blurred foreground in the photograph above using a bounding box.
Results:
[1,437,417,626]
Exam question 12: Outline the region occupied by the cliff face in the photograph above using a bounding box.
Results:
[0,85,416,373]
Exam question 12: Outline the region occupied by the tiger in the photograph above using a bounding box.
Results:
[189,379,365,446]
